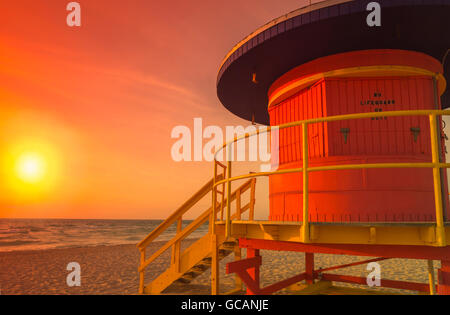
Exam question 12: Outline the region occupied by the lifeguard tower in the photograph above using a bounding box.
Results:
[137,0,450,295]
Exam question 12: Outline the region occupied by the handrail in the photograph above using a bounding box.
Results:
[137,177,256,294]
[214,109,450,160]
[138,178,254,272]
[139,205,212,272]
[213,163,450,188]
[137,175,223,249]
[213,109,450,246]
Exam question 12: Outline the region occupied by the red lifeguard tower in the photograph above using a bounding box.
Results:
[137,0,450,295]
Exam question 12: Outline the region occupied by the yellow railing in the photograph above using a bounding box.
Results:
[212,109,450,247]
[136,176,219,293]
[137,173,256,294]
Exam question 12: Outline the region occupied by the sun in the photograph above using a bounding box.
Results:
[15,153,47,183]
[3,141,62,197]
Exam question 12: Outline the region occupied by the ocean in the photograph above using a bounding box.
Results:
[0,218,209,252]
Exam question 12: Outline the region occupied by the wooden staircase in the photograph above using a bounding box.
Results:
[147,235,237,294]
[171,239,238,286]
[137,166,256,295]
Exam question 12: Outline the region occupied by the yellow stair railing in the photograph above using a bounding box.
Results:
[137,171,256,294]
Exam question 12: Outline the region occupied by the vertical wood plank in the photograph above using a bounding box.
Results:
[211,234,219,295]
[236,189,241,220]
[221,182,225,221]
[249,178,256,221]
[139,249,146,294]
[172,217,182,272]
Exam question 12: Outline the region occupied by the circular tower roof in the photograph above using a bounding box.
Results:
[216,0,450,125]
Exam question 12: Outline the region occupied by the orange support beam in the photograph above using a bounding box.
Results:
[305,253,314,284]
[239,238,450,261]
[226,255,307,295]
[246,249,260,295]
[321,274,431,293]
[236,238,450,294]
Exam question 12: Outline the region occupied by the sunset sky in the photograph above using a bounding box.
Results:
[2,1,449,220]
[0,0,316,219]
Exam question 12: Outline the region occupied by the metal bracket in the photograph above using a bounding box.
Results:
[252,73,258,84]
[340,128,350,144]
[410,127,421,143]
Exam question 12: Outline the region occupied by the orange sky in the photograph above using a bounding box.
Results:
[0,0,312,219]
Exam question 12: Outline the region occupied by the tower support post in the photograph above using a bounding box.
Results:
[438,260,450,295]
[246,248,260,295]
[305,253,314,284]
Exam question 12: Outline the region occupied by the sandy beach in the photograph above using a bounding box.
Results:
[0,238,438,295]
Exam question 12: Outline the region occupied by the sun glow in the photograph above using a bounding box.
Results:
[2,138,62,199]
[16,153,47,183]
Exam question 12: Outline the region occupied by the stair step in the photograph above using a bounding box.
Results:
[221,241,237,250]
[163,246,235,290]
[173,278,191,285]
[191,265,209,273]
[179,271,198,281]
[218,249,232,258]
[201,257,212,264]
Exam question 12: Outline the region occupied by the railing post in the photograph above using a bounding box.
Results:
[428,260,436,295]
[433,76,448,227]
[430,114,446,247]
[211,233,219,295]
[211,162,218,234]
[139,248,146,294]
[221,173,226,221]
[210,161,220,295]
[249,178,256,221]
[226,157,232,238]
[171,217,182,272]
[236,188,241,220]
[302,123,310,243]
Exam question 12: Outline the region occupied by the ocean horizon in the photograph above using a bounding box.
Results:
[0,218,207,252]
